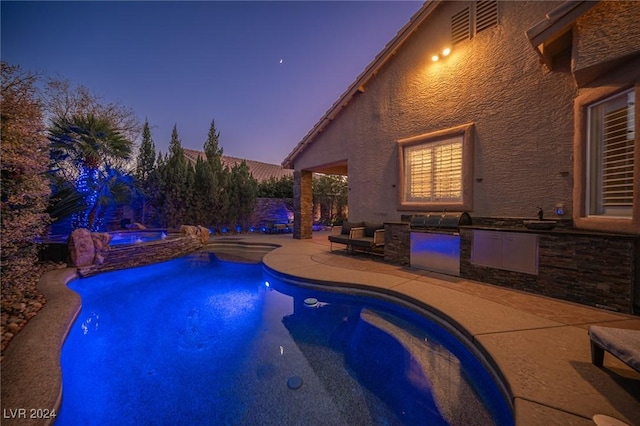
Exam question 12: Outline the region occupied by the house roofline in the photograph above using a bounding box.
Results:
[525,0,599,47]
[282,0,441,169]
[525,0,599,69]
[184,148,293,182]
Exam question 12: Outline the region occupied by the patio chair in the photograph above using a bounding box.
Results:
[348,222,385,255]
[328,221,364,252]
[588,326,640,372]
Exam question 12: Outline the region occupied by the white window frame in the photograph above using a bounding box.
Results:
[398,123,474,211]
[586,89,635,218]
[574,83,639,234]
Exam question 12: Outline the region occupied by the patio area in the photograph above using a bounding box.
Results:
[1,230,638,425]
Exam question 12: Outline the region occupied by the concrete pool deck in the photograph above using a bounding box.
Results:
[1,230,639,425]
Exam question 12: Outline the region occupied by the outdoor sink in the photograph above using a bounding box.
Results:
[523,220,557,230]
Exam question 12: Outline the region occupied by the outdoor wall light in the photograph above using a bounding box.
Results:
[431,47,452,62]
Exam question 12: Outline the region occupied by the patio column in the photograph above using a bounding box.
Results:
[293,170,313,239]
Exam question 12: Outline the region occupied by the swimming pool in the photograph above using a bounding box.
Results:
[57,252,513,425]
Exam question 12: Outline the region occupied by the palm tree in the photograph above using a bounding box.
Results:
[49,113,134,231]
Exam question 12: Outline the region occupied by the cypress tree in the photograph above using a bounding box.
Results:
[159,125,189,227]
[135,120,156,181]
[203,119,227,229]
[134,120,156,224]
[152,152,167,226]
[227,161,258,231]
[193,157,214,227]
[204,119,223,172]
[183,162,196,225]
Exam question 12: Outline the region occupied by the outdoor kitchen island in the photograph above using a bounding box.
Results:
[383,220,639,315]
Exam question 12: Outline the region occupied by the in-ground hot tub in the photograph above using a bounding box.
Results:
[108,230,169,246]
[39,229,173,262]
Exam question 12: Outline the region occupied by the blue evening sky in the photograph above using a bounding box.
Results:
[2,1,423,165]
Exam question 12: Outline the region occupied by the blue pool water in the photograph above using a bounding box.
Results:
[108,231,168,246]
[57,252,513,425]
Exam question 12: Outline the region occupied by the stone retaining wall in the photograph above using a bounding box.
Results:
[249,198,292,228]
[77,235,204,277]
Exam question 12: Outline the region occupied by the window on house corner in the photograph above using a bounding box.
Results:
[404,137,463,203]
[587,89,635,217]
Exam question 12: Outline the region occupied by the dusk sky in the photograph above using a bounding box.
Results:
[2,1,423,165]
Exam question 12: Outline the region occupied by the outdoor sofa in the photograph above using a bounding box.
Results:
[328,221,385,255]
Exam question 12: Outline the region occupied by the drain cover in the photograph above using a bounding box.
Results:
[303,298,318,307]
[287,375,303,390]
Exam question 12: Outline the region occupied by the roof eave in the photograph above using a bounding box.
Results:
[282,0,441,169]
[525,0,600,69]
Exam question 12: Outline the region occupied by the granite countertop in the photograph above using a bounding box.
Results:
[459,225,639,239]
[383,221,638,239]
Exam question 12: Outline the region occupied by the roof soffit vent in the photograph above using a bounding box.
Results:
[476,0,499,34]
[451,7,471,45]
[450,1,498,46]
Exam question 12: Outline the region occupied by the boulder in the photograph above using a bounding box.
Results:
[180,225,198,236]
[197,226,210,244]
[91,232,112,251]
[94,252,105,265]
[68,229,95,267]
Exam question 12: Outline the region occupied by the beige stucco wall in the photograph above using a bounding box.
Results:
[573,1,640,75]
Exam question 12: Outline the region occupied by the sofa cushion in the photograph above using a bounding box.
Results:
[328,234,350,245]
[364,222,384,238]
[341,221,364,235]
[589,326,640,372]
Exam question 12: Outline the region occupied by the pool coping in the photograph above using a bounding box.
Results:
[1,232,639,425]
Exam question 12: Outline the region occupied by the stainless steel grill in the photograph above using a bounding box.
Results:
[410,212,472,231]
[409,212,471,276]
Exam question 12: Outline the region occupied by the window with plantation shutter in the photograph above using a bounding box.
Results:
[587,89,635,217]
[405,138,462,202]
[398,123,474,210]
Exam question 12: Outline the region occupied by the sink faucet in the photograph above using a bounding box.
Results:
[537,207,543,221]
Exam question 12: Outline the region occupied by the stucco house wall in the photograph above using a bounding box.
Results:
[296,1,578,223]
[287,1,639,231]
[573,1,640,75]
